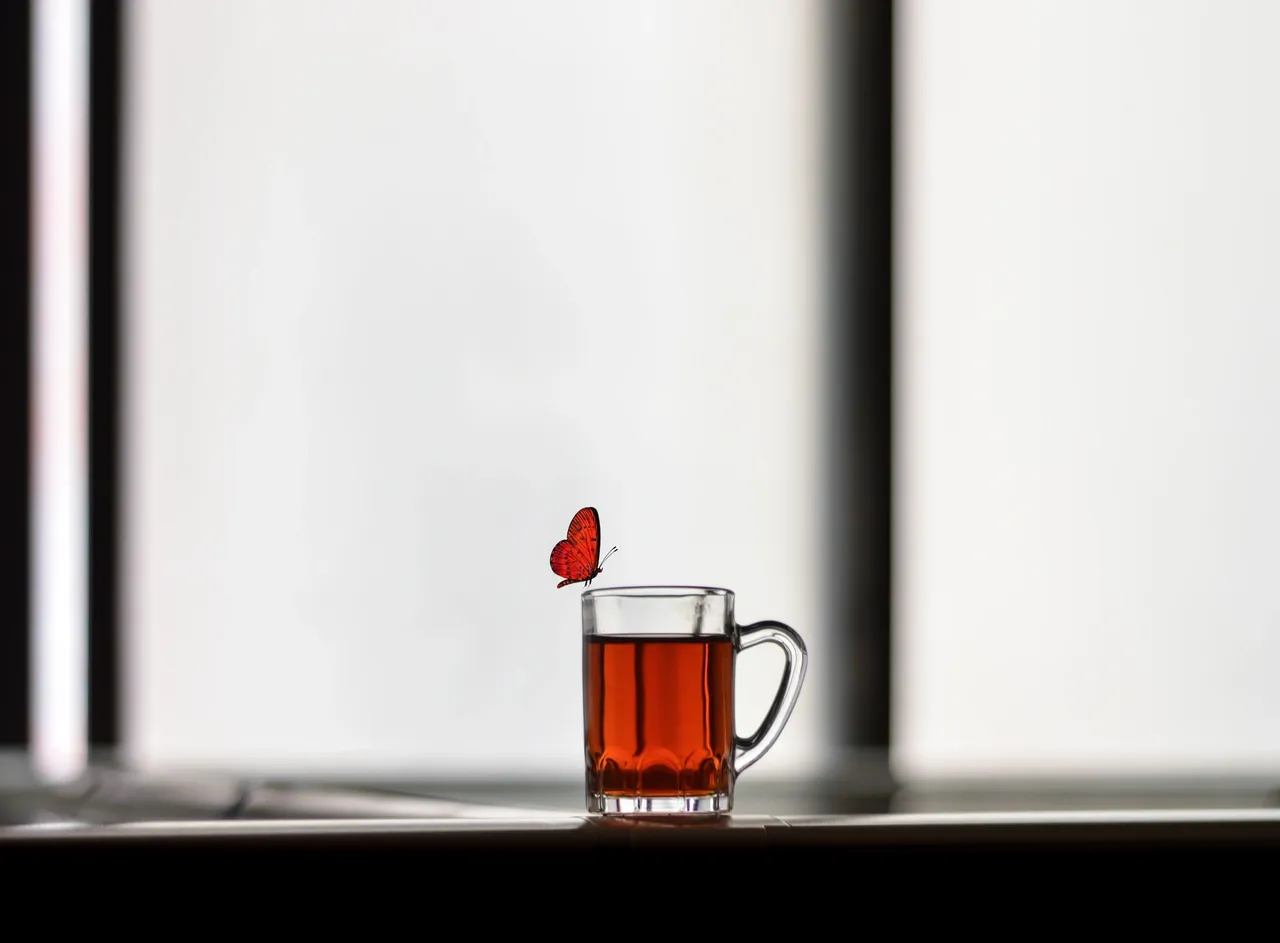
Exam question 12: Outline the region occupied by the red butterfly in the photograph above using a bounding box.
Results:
[550,506,618,589]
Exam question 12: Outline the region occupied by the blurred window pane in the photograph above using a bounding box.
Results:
[896,0,1280,781]
[122,0,829,778]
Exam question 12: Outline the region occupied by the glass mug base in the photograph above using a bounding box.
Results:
[588,793,731,815]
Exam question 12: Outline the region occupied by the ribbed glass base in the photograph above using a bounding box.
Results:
[588,793,732,815]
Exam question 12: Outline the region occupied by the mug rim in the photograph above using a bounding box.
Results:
[581,585,733,599]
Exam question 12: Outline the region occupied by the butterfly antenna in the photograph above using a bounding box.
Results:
[600,546,619,566]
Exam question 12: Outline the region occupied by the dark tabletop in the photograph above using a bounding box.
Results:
[3,753,1278,852]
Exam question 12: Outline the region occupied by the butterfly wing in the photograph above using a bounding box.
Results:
[550,507,602,588]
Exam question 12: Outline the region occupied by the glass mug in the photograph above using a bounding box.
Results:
[582,586,807,814]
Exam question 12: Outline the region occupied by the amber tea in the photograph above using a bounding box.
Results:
[584,635,734,798]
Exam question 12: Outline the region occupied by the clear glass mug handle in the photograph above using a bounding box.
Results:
[734,620,808,775]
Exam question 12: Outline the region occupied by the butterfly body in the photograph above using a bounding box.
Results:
[550,506,618,589]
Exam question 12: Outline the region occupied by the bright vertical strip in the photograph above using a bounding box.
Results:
[31,0,89,782]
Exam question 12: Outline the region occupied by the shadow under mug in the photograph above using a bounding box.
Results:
[582,586,807,814]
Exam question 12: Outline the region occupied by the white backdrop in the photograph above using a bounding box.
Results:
[121,1,828,778]
[896,0,1280,780]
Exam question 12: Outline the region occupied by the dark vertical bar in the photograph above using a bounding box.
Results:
[824,1,894,776]
[0,1,33,748]
[89,0,124,748]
